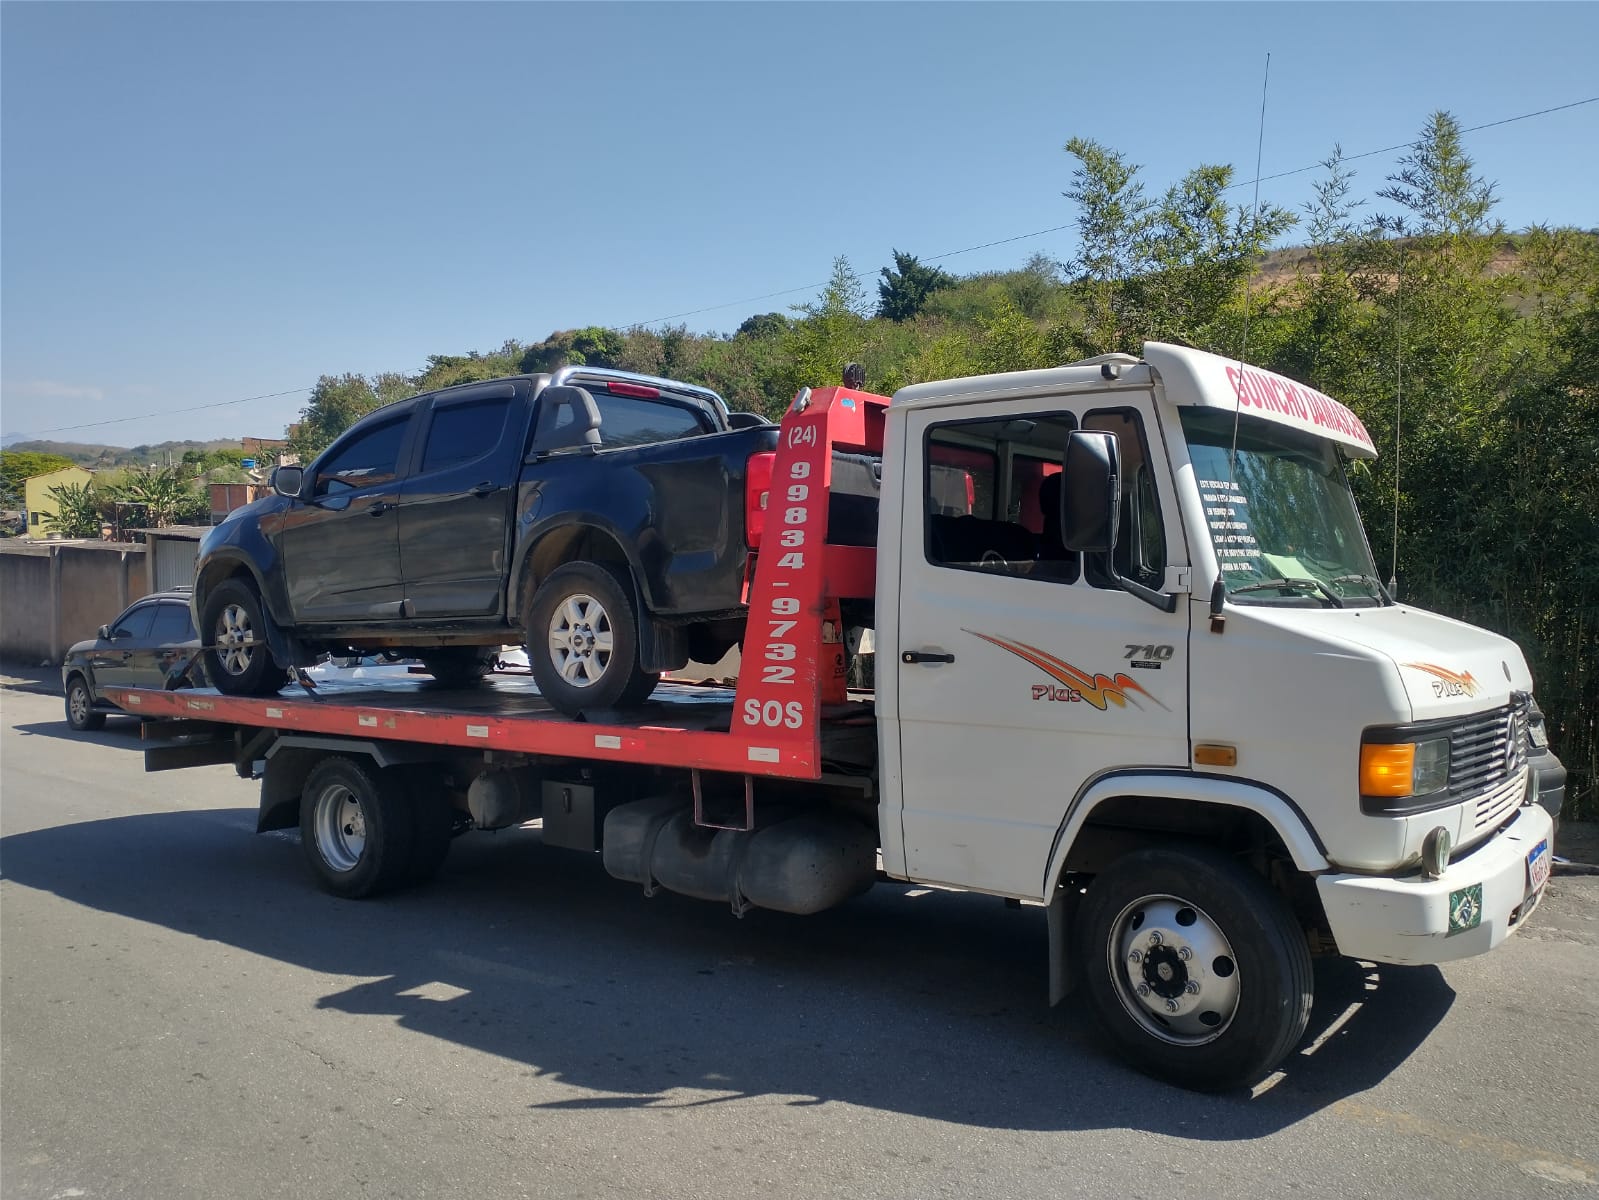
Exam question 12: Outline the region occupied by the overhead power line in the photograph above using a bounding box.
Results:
[9,96,1593,438]
[625,95,1598,328]
[16,387,310,437]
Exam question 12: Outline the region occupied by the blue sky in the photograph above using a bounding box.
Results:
[3,2,1595,447]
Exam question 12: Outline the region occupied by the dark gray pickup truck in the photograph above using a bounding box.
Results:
[193,367,789,714]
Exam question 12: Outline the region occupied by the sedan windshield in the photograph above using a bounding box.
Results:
[1180,408,1387,608]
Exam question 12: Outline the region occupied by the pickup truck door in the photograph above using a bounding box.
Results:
[888,393,1191,899]
[396,383,523,619]
[277,410,412,624]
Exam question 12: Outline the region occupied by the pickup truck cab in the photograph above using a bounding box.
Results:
[193,367,779,709]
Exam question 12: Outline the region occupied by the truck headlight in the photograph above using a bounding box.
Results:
[1360,735,1451,814]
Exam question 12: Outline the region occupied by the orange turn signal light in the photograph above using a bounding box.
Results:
[1360,743,1416,796]
[1193,744,1238,767]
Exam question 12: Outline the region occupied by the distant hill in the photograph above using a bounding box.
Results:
[3,438,245,469]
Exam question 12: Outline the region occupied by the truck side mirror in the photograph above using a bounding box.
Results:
[533,385,604,453]
[1060,431,1121,554]
[272,465,305,498]
[98,624,112,641]
[1060,430,1178,614]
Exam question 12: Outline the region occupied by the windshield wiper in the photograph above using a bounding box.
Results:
[1329,573,1388,601]
[1231,577,1345,608]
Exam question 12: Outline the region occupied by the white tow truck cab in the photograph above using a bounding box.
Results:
[119,343,1552,1091]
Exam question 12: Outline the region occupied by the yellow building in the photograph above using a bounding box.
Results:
[23,465,95,537]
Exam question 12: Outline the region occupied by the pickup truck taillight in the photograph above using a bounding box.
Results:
[746,451,776,549]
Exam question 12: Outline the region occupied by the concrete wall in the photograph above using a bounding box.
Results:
[0,540,148,664]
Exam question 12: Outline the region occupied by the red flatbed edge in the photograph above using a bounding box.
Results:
[106,667,876,779]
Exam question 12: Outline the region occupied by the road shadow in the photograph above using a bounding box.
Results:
[12,717,147,747]
[0,809,1456,1137]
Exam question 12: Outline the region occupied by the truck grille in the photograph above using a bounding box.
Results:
[1446,697,1529,831]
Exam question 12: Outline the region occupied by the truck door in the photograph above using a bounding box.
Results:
[396,383,522,618]
[277,411,411,624]
[891,395,1190,898]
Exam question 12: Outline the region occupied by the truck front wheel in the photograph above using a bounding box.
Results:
[299,757,417,898]
[1078,846,1313,1091]
[527,562,658,715]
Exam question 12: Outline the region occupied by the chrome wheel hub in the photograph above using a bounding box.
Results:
[1111,894,1240,1045]
[312,783,366,873]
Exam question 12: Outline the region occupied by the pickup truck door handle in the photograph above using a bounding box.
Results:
[469,481,499,497]
[368,501,393,516]
[902,650,955,665]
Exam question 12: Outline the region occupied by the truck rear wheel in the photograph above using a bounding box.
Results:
[202,579,288,697]
[527,562,658,715]
[299,757,417,898]
[1078,845,1313,1091]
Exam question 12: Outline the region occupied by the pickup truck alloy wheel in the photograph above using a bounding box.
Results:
[65,675,106,731]
[1079,846,1313,1091]
[299,757,417,898]
[549,592,613,687]
[527,562,658,715]
[201,579,287,697]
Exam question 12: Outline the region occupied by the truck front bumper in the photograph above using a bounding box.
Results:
[1316,803,1553,966]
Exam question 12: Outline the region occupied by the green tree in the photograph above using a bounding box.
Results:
[43,481,102,538]
[877,250,955,322]
[777,256,874,396]
[116,466,198,528]
[1062,137,1154,352]
[288,374,384,459]
[0,450,76,506]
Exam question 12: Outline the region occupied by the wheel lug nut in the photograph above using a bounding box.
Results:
[1165,999,1180,1013]
[1148,931,1163,946]
[1136,983,1151,997]
[1185,981,1200,995]
[1177,947,1192,961]
[1128,950,1143,964]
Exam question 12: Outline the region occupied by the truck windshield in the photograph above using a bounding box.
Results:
[1180,408,1387,608]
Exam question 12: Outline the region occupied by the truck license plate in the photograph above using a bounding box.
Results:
[1527,839,1551,895]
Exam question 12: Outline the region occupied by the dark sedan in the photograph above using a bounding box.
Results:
[62,590,202,730]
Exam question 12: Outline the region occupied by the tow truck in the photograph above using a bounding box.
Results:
[111,343,1553,1090]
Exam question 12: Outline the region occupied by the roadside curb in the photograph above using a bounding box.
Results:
[1554,861,1599,878]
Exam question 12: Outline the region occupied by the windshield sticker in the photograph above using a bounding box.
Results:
[1225,364,1376,452]
[1404,662,1481,698]
[965,631,1168,711]
[1197,478,1262,574]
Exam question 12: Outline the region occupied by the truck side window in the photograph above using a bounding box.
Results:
[1083,409,1166,588]
[922,413,1079,583]
[314,417,409,497]
[591,395,708,449]
[420,397,512,473]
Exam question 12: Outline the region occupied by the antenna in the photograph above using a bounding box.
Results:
[1212,51,1272,634]
[1389,244,1404,600]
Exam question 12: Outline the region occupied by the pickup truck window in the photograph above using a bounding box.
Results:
[421,396,512,473]
[315,416,409,497]
[591,394,708,448]
[923,412,1078,582]
[1084,409,1166,589]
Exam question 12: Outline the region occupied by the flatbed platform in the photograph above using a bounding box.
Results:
[106,664,876,779]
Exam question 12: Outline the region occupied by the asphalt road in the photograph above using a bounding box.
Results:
[3,682,1596,1200]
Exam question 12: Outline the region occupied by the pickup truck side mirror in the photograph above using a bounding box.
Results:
[1060,430,1178,614]
[533,386,603,454]
[272,465,305,498]
[1060,431,1121,554]
[98,624,112,640]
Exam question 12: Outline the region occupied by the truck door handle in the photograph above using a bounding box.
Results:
[470,481,499,497]
[902,650,955,665]
[368,501,393,516]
